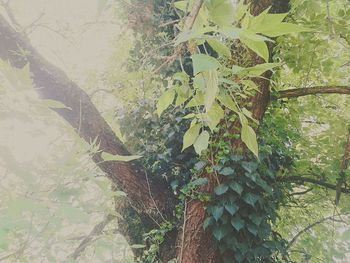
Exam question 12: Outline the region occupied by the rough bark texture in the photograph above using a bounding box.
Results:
[0,14,175,236]
[174,1,291,262]
[0,0,292,261]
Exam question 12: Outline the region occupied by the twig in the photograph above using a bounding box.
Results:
[335,128,350,204]
[278,176,350,194]
[277,86,350,99]
[286,215,346,250]
[152,0,204,73]
[68,214,116,260]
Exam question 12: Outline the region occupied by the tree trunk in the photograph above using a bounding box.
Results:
[173,1,291,262]
[0,13,175,254]
[0,0,291,260]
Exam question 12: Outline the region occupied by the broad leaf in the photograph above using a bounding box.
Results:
[241,124,259,158]
[182,123,201,151]
[192,54,220,75]
[194,130,210,154]
[157,89,175,116]
[206,38,231,58]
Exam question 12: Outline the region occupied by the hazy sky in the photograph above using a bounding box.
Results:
[3,0,119,84]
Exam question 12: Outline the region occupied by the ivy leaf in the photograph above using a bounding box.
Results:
[157,89,175,117]
[192,178,208,186]
[192,54,220,75]
[194,130,210,155]
[212,206,224,221]
[203,217,215,230]
[219,167,235,176]
[249,214,264,226]
[230,182,243,195]
[182,123,201,151]
[206,38,231,58]
[241,124,259,158]
[214,184,229,195]
[101,152,142,162]
[247,223,258,236]
[231,216,245,231]
[243,193,259,207]
[224,202,239,215]
[212,226,227,241]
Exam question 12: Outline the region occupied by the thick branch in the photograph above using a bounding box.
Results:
[277,86,350,99]
[278,176,350,194]
[0,15,175,221]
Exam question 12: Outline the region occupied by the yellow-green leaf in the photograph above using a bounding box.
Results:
[157,89,175,117]
[241,124,259,158]
[182,123,201,151]
[206,38,231,58]
[194,130,210,155]
[101,152,142,162]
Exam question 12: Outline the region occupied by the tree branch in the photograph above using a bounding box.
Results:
[0,14,175,222]
[277,86,350,99]
[286,215,346,250]
[68,214,116,260]
[335,128,350,204]
[278,176,350,194]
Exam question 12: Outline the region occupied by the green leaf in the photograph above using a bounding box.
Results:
[240,37,269,62]
[208,0,234,27]
[214,184,229,195]
[247,223,258,236]
[243,193,259,207]
[182,123,201,151]
[213,226,227,241]
[260,23,310,37]
[194,130,210,154]
[217,92,239,113]
[101,152,142,162]
[203,70,219,111]
[231,216,245,231]
[206,38,231,58]
[157,89,175,117]
[230,182,243,195]
[192,177,208,186]
[205,102,224,130]
[192,54,220,75]
[224,202,239,215]
[212,206,224,221]
[241,124,259,158]
[219,167,235,176]
[186,92,204,108]
[203,217,215,230]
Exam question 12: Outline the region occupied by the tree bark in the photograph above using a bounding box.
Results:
[0,14,176,252]
[175,1,291,262]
